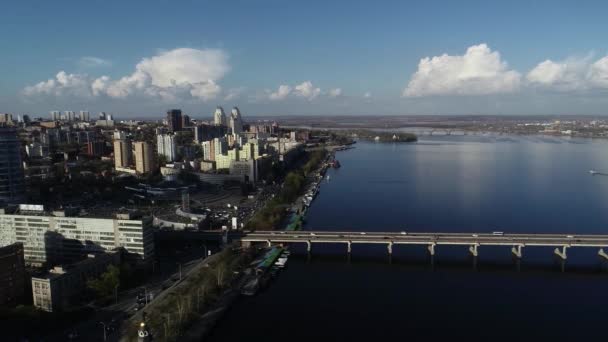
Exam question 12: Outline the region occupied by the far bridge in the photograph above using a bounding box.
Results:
[240,231,608,260]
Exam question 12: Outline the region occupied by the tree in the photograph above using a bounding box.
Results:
[87,264,120,299]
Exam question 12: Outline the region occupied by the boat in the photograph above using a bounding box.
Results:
[590,170,598,175]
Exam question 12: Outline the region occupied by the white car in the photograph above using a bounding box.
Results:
[360,232,366,235]
[310,232,316,236]
[400,231,407,235]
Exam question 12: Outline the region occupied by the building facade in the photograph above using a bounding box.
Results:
[0,243,25,306]
[32,251,121,312]
[166,109,183,132]
[0,127,25,203]
[156,133,177,162]
[0,209,154,266]
[134,141,154,174]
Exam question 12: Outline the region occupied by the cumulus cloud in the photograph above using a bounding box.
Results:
[24,48,230,102]
[526,55,608,91]
[268,81,327,101]
[294,81,321,100]
[23,71,92,98]
[269,85,292,100]
[328,88,342,97]
[403,44,521,97]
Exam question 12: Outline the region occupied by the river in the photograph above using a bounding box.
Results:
[208,135,608,341]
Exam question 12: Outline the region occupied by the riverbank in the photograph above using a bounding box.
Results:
[121,247,254,342]
[246,149,329,231]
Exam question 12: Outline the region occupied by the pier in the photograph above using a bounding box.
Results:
[240,231,608,260]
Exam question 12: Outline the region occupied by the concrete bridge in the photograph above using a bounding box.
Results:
[240,231,608,260]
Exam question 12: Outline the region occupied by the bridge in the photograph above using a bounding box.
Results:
[240,231,608,260]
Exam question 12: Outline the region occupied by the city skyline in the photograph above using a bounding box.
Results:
[3,1,608,116]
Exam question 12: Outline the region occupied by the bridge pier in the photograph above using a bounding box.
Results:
[387,242,393,256]
[306,240,312,254]
[266,240,272,248]
[427,243,436,256]
[511,245,523,258]
[599,249,608,260]
[469,244,479,257]
[554,246,568,260]
[347,241,352,255]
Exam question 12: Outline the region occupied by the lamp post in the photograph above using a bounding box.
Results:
[114,284,119,304]
[98,322,107,341]
[140,286,148,305]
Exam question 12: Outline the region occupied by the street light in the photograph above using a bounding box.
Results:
[140,286,148,305]
[201,244,209,258]
[177,262,182,281]
[98,322,107,341]
[114,284,119,304]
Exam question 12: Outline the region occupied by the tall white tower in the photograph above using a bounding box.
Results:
[213,106,227,126]
[230,107,243,134]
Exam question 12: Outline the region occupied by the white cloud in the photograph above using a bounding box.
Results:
[294,81,321,100]
[79,56,111,68]
[328,88,342,97]
[269,85,292,100]
[24,48,230,102]
[526,55,608,91]
[363,91,372,98]
[23,71,92,98]
[403,43,521,97]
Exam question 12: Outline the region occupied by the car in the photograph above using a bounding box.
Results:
[566,235,574,238]
[492,231,504,236]
[310,232,316,236]
[472,234,478,237]
[360,232,366,235]
[400,231,407,235]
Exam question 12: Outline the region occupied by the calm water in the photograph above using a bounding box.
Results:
[209,136,608,341]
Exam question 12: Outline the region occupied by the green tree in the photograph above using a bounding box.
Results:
[87,264,120,299]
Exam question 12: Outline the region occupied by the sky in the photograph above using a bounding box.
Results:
[2,0,608,118]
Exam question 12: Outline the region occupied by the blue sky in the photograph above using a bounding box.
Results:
[2,0,608,118]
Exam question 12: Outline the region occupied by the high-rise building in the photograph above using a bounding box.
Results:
[0,243,25,306]
[79,111,90,122]
[230,107,243,134]
[134,141,154,174]
[113,136,132,169]
[64,111,76,122]
[167,109,183,132]
[50,111,61,121]
[182,114,191,128]
[0,128,25,203]
[86,141,106,157]
[194,124,226,143]
[0,113,13,124]
[213,106,227,126]
[202,140,216,161]
[157,133,177,162]
[213,137,228,157]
